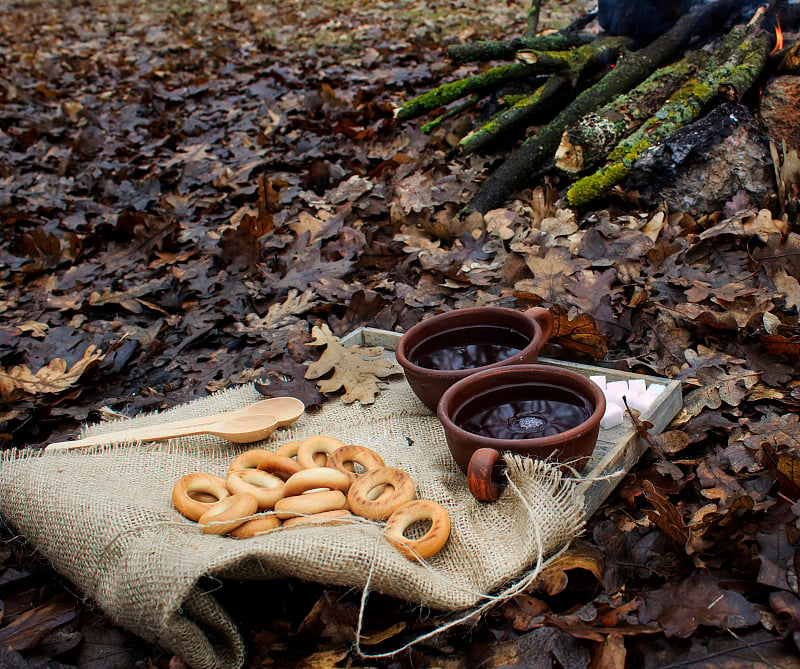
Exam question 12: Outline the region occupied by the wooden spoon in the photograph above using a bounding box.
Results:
[46,414,282,452]
[45,397,304,452]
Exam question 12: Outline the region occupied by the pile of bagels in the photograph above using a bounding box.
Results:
[172,435,451,561]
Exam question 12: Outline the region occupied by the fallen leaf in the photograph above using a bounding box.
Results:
[0,595,76,651]
[589,632,626,669]
[502,595,549,631]
[536,544,605,597]
[546,304,608,359]
[639,572,760,638]
[682,366,760,417]
[516,246,583,303]
[699,208,788,242]
[774,268,800,312]
[0,345,105,400]
[474,626,591,669]
[235,289,320,333]
[304,324,402,404]
[642,480,689,548]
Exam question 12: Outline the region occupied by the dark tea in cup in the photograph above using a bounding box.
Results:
[396,307,554,412]
[408,325,531,371]
[453,383,593,440]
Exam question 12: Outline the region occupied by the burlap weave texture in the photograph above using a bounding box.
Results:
[0,379,585,669]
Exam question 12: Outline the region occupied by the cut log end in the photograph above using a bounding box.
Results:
[555,132,585,173]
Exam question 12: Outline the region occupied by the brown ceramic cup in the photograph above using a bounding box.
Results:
[436,364,606,502]
[395,306,554,412]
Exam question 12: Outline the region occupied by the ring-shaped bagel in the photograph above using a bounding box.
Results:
[296,435,346,469]
[283,509,353,527]
[256,453,304,481]
[282,467,351,497]
[346,467,416,521]
[172,472,231,521]
[229,514,281,538]
[274,440,303,459]
[228,449,274,476]
[227,469,286,509]
[385,499,451,561]
[274,490,347,520]
[328,445,385,482]
[198,492,258,535]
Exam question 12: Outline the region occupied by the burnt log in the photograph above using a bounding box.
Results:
[463,0,748,215]
[760,75,800,151]
[622,103,774,214]
[566,8,770,207]
[555,49,708,173]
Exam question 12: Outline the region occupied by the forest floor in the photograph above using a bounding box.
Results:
[2,0,800,667]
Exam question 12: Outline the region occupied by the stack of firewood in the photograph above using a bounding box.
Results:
[395,0,798,214]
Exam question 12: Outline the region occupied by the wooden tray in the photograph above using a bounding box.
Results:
[340,327,683,517]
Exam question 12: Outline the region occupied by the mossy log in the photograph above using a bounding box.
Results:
[555,50,708,173]
[525,0,544,39]
[421,95,481,134]
[395,36,628,123]
[457,75,569,155]
[447,34,594,65]
[566,10,769,207]
[463,0,745,215]
[457,37,630,155]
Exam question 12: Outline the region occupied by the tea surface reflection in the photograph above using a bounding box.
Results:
[454,384,592,440]
[409,325,530,371]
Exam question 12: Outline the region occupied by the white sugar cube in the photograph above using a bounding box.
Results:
[625,379,650,411]
[589,375,607,392]
[640,383,665,407]
[628,379,647,395]
[600,402,624,429]
[605,380,629,403]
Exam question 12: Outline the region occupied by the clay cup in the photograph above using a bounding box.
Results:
[395,306,554,412]
[436,364,606,502]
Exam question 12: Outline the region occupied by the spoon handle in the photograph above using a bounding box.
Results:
[46,423,214,451]
[44,397,303,452]
[44,416,277,452]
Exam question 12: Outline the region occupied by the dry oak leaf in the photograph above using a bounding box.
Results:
[235,289,319,333]
[547,304,608,359]
[774,268,800,312]
[304,324,402,404]
[640,572,760,638]
[698,208,788,242]
[516,246,583,303]
[0,345,105,400]
[682,365,759,417]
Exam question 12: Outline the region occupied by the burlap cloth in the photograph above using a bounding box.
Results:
[0,379,585,669]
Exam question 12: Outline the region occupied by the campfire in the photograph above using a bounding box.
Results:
[395,0,800,218]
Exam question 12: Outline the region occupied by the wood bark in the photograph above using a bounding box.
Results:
[555,50,708,173]
[447,34,594,65]
[525,0,544,39]
[566,9,770,207]
[463,0,746,215]
[457,75,569,155]
[395,36,628,123]
[455,37,630,155]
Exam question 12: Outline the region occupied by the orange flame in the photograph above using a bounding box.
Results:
[771,20,783,54]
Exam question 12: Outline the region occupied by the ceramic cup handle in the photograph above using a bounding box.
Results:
[467,448,506,502]
[524,306,554,345]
